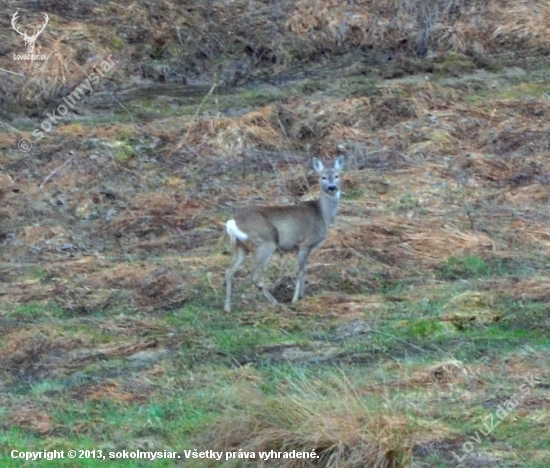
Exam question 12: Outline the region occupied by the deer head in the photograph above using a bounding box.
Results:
[11,10,49,54]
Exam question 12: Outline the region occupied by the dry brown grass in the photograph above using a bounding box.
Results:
[322,216,494,271]
[2,0,550,109]
[0,326,162,383]
[80,380,150,404]
[399,360,471,388]
[496,277,550,302]
[0,328,91,382]
[11,408,54,435]
[359,360,482,392]
[199,376,444,468]
[288,0,550,56]
[490,1,550,50]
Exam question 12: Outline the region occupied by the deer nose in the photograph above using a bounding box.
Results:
[327,185,337,192]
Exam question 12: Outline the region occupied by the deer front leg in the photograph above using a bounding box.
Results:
[293,245,312,303]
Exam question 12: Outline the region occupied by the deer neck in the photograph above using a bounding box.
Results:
[319,190,340,227]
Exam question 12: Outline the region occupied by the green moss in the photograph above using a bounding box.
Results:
[434,52,476,76]
[111,140,135,162]
[110,36,124,51]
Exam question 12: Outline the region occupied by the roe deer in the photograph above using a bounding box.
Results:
[224,156,344,312]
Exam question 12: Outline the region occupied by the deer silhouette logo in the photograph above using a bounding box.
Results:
[11,10,49,54]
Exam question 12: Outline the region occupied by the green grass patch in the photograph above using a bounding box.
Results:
[437,254,490,280]
[5,303,66,320]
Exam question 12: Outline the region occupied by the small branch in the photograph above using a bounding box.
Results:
[40,158,72,189]
[191,82,218,123]
[175,25,184,48]
[466,208,476,231]
[0,120,21,132]
[181,82,218,144]
[0,67,24,77]
[111,92,135,122]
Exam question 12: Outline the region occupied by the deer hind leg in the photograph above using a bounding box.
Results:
[224,244,247,312]
[292,245,312,303]
[252,242,278,305]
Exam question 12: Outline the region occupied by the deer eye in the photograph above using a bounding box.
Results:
[322,176,327,180]
[335,175,339,179]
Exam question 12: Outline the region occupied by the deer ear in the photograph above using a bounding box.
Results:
[334,155,344,171]
[312,158,324,174]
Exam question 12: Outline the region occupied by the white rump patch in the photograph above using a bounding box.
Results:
[226,219,248,241]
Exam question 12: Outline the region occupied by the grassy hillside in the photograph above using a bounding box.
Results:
[1,1,550,467]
